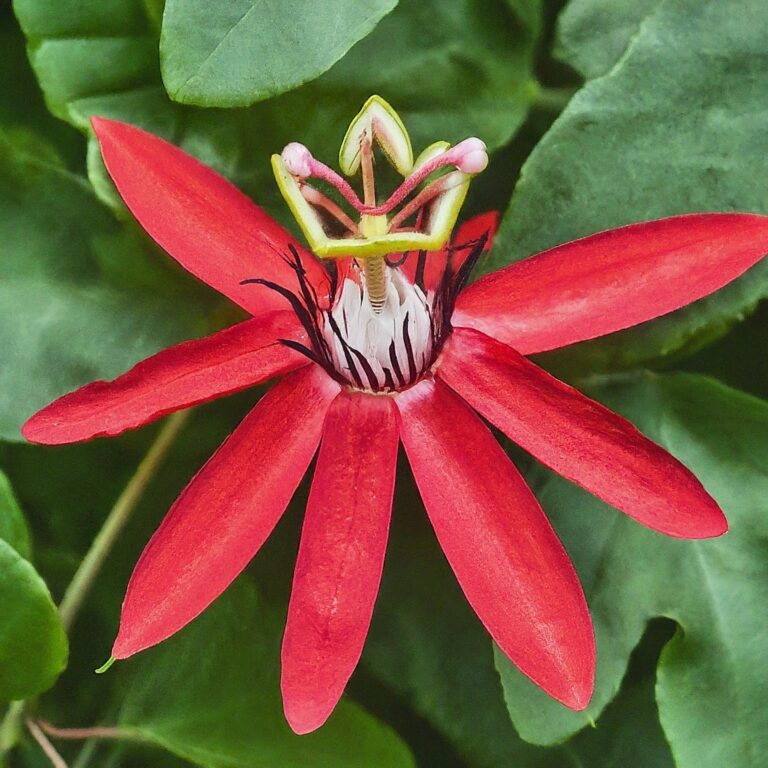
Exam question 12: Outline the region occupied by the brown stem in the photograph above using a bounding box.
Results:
[37,720,124,742]
[25,719,68,768]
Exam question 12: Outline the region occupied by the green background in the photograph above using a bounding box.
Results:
[1,0,766,765]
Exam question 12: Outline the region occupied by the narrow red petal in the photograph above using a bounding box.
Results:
[112,366,339,658]
[440,328,728,538]
[396,377,594,710]
[22,311,308,445]
[92,117,329,316]
[453,213,768,353]
[281,391,398,734]
[401,212,499,289]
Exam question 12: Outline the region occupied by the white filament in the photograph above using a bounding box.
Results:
[324,269,433,389]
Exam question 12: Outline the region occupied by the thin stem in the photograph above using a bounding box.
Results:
[37,721,124,742]
[0,702,25,760]
[25,719,68,768]
[58,410,191,632]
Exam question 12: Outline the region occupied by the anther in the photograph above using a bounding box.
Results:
[452,138,489,174]
[281,142,313,178]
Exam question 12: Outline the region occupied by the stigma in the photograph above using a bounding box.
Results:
[271,95,488,269]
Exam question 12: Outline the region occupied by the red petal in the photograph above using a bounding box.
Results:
[112,365,339,658]
[396,377,594,710]
[92,117,329,316]
[22,311,308,445]
[453,213,768,353]
[401,212,499,289]
[281,391,398,734]
[440,328,728,538]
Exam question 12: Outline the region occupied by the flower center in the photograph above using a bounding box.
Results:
[241,236,489,394]
[255,95,491,392]
[323,269,434,391]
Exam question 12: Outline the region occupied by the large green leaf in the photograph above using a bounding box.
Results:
[14,0,540,217]
[0,128,208,441]
[0,475,67,702]
[264,0,542,157]
[161,0,398,106]
[116,578,415,768]
[554,0,661,79]
[496,372,768,768]
[488,0,768,371]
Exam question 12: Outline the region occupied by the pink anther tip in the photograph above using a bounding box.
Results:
[282,142,314,178]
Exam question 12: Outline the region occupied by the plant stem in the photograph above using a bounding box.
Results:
[58,410,191,632]
[0,702,25,762]
[37,721,125,741]
[25,719,68,768]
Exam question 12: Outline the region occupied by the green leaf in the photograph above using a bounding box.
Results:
[0,540,68,701]
[564,663,674,768]
[496,372,768,768]
[0,475,67,701]
[488,0,768,371]
[14,0,541,216]
[0,471,31,560]
[554,0,661,79]
[117,578,415,768]
[161,0,398,106]
[0,128,209,441]
[0,4,83,164]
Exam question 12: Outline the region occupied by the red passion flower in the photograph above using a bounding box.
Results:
[23,96,768,734]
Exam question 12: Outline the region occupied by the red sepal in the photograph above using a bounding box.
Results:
[397,377,594,710]
[440,328,728,538]
[281,391,398,734]
[112,365,339,658]
[454,213,768,353]
[93,117,329,316]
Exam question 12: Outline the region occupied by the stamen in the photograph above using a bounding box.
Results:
[374,138,488,216]
[300,185,359,235]
[388,175,454,231]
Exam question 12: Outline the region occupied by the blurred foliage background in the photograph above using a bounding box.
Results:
[0,0,767,766]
